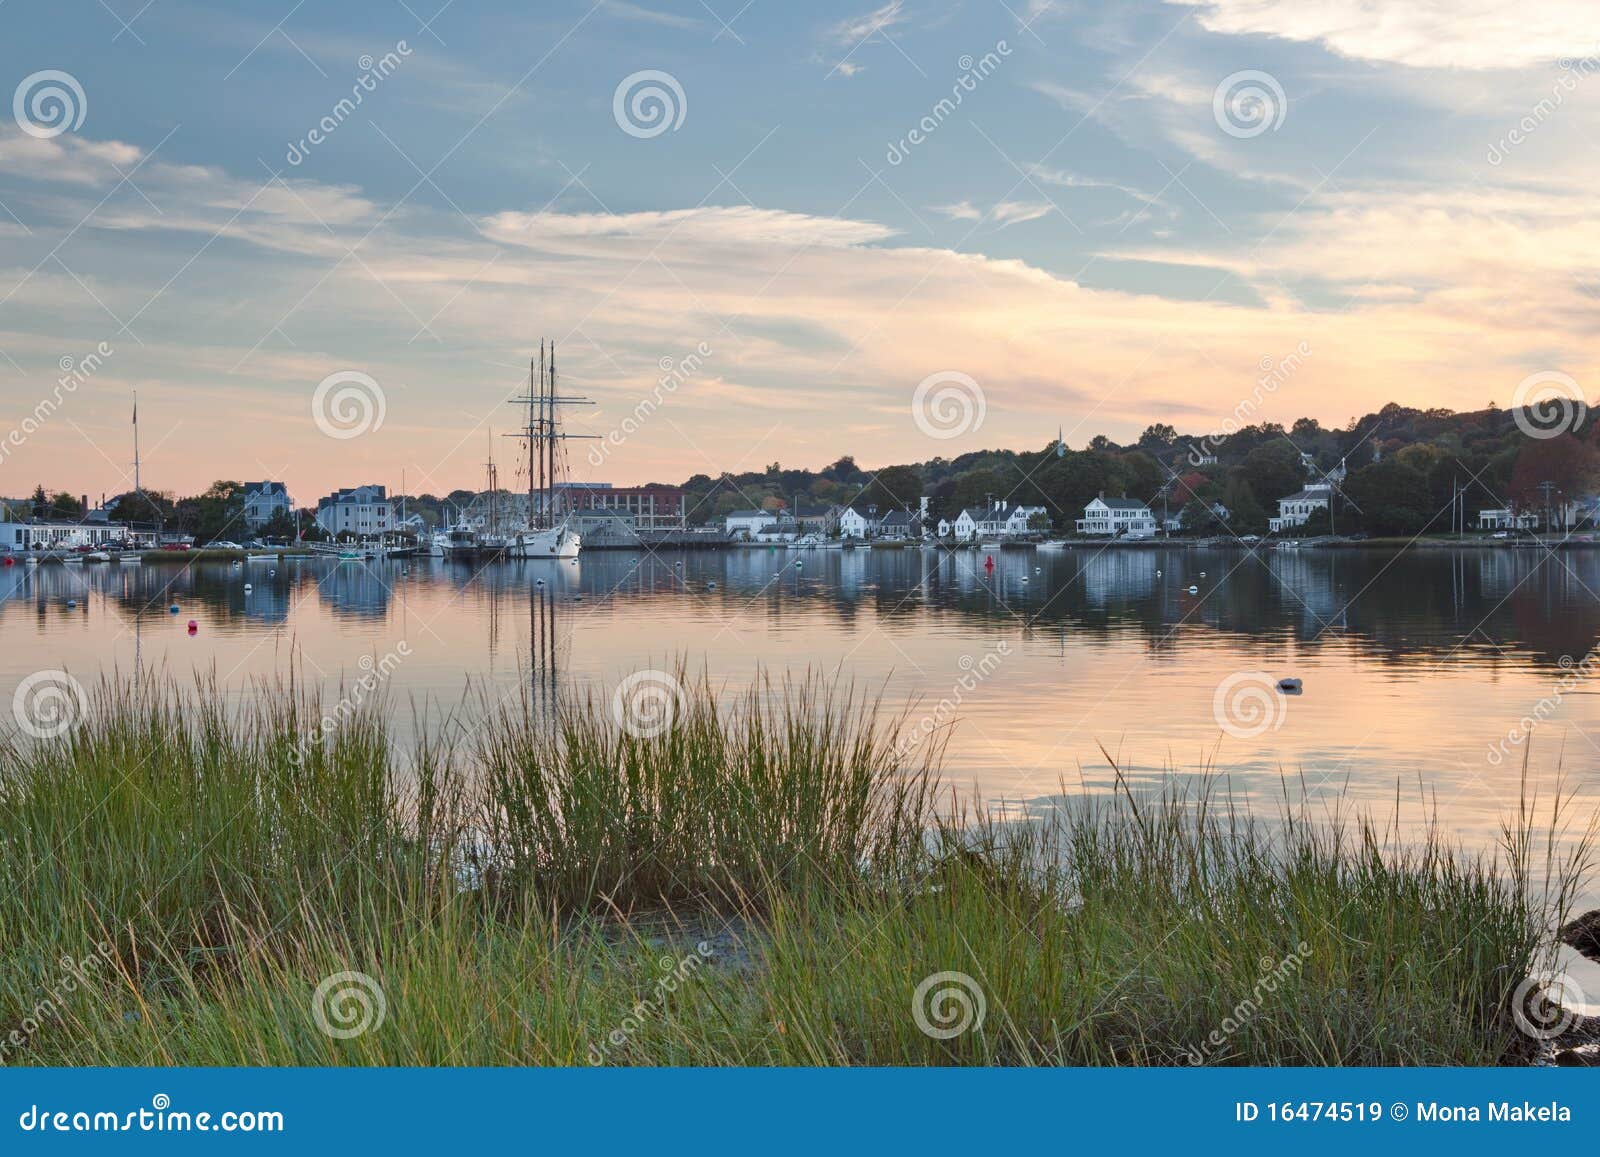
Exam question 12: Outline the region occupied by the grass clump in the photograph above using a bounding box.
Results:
[0,668,1588,1066]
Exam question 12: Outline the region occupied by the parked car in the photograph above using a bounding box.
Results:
[1491,531,1509,539]
[209,540,244,550]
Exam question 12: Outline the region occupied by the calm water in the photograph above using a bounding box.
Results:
[5,545,1599,852]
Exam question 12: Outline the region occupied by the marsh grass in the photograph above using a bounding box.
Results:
[0,669,1588,1066]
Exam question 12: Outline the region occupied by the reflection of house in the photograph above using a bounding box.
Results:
[1269,485,1331,533]
[316,485,393,537]
[725,510,776,540]
[1076,497,1156,537]
[241,481,291,530]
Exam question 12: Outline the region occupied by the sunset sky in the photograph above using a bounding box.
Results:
[1,0,1597,503]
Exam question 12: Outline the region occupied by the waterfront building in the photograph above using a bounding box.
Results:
[1268,485,1331,532]
[725,509,777,540]
[1076,497,1158,537]
[838,507,874,539]
[240,481,292,530]
[316,485,393,538]
[557,482,686,531]
[0,518,152,550]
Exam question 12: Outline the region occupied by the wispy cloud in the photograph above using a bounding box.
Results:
[827,0,906,45]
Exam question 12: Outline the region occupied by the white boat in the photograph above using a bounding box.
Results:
[501,340,592,565]
[427,532,447,558]
[247,553,277,562]
[1037,540,1068,551]
[507,524,581,559]
[84,551,111,562]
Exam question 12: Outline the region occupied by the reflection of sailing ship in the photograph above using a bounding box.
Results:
[504,342,595,560]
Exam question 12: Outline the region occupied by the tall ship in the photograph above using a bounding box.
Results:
[504,342,594,560]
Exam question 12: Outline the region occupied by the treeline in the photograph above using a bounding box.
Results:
[678,401,1600,536]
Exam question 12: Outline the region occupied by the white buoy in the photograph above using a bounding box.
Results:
[1156,570,1162,577]
[1278,678,1303,694]
[707,581,716,589]
[1200,571,1207,578]
[244,583,252,592]
[535,579,545,587]
[66,599,77,608]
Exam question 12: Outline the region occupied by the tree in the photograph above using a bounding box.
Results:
[189,481,246,544]
[29,484,47,518]
[1179,498,1220,535]
[1240,441,1305,504]
[1343,460,1436,536]
[1138,423,1176,450]
[48,492,84,519]
[859,464,924,513]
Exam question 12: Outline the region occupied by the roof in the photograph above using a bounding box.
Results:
[880,511,913,526]
[726,509,774,519]
[1279,489,1330,503]
[1093,497,1149,511]
[241,482,288,497]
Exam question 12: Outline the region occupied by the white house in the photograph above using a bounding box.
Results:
[753,516,800,543]
[724,509,777,540]
[838,507,873,539]
[240,481,291,530]
[1269,484,1331,533]
[316,485,393,538]
[1478,507,1539,531]
[1003,504,1048,536]
[1076,497,1157,537]
[0,519,151,550]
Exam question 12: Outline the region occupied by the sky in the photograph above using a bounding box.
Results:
[0,0,1597,503]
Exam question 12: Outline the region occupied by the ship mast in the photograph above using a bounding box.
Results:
[507,341,596,532]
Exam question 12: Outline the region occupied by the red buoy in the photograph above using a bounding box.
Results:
[187,620,198,634]
[984,554,995,571]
